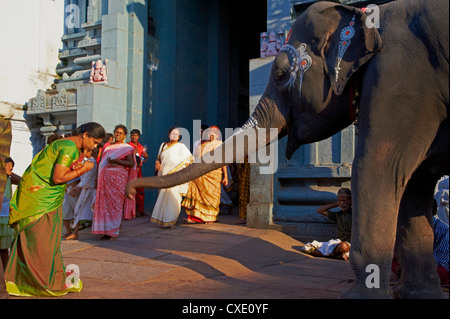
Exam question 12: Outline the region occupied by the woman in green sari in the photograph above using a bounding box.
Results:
[5,122,105,297]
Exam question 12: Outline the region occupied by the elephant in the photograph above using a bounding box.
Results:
[126,0,449,298]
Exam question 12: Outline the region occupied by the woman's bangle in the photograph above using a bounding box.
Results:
[76,169,83,177]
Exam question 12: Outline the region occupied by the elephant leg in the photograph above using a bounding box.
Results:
[341,157,401,299]
[392,167,444,299]
[339,75,446,298]
[341,131,431,297]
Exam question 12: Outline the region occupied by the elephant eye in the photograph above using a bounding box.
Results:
[273,67,293,92]
[274,69,284,81]
[273,53,294,88]
[274,43,312,93]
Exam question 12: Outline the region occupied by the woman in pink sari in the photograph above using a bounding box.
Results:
[92,125,136,240]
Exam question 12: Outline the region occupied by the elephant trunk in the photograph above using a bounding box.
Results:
[126,96,286,197]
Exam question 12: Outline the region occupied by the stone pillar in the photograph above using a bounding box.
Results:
[247,57,275,229]
[246,161,275,229]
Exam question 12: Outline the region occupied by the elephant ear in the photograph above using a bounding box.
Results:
[321,5,383,95]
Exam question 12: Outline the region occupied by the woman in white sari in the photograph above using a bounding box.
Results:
[151,127,193,228]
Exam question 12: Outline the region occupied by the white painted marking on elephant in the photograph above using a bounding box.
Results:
[183,119,279,174]
[335,15,356,81]
[224,114,260,145]
[279,43,312,98]
[241,114,260,131]
[222,126,279,174]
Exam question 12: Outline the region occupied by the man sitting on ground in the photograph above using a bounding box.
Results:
[301,188,352,261]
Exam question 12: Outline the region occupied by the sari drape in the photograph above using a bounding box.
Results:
[5,139,82,297]
[181,139,223,223]
[9,140,79,224]
[150,142,193,227]
[0,116,11,298]
[92,143,136,237]
[5,207,82,296]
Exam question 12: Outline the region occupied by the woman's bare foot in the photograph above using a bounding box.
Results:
[64,233,79,240]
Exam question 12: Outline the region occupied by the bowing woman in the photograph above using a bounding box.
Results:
[5,122,105,297]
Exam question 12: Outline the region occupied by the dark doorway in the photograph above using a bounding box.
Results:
[228,0,267,128]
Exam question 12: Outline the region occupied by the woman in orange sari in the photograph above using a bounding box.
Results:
[182,126,228,224]
[92,125,136,240]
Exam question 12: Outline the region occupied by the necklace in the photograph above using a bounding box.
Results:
[70,136,81,149]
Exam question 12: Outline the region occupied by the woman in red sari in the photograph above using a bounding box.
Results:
[92,125,136,240]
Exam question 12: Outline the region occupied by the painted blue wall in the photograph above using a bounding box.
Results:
[142,0,228,209]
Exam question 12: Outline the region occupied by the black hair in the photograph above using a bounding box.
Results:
[47,133,63,144]
[130,129,141,136]
[97,133,113,149]
[5,157,14,167]
[105,133,114,141]
[90,147,100,159]
[167,126,182,142]
[114,124,128,136]
[338,188,352,197]
[73,122,106,140]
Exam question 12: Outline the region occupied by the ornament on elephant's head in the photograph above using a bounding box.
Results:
[279,42,312,98]
[335,16,356,81]
[89,59,108,83]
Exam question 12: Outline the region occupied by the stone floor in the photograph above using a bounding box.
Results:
[9,209,448,315]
